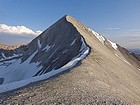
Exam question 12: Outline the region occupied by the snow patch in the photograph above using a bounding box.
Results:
[42,45,51,52]
[62,49,68,54]
[115,54,120,58]
[61,37,89,69]
[52,57,59,62]
[1,53,6,59]
[0,59,17,69]
[0,51,42,84]
[0,53,22,62]
[115,54,131,66]
[108,40,118,50]
[37,39,42,48]
[88,28,105,44]
[124,60,131,65]
[49,45,60,58]
[0,37,90,93]
[70,38,77,46]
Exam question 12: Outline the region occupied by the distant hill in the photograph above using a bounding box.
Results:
[0,43,19,50]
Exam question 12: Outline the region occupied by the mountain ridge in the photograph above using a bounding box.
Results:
[0,15,140,104]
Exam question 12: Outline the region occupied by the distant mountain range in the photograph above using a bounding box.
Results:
[129,48,140,55]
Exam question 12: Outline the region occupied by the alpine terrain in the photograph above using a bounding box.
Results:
[0,15,140,104]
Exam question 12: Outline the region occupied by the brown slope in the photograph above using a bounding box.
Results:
[66,16,140,103]
[0,43,19,50]
[0,15,140,104]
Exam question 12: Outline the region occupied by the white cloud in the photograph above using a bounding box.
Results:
[0,24,42,36]
[107,27,120,30]
[0,24,42,45]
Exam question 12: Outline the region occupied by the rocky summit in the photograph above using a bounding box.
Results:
[0,15,140,104]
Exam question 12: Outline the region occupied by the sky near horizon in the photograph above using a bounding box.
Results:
[0,0,140,49]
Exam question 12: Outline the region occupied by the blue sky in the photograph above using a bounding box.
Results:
[0,0,140,48]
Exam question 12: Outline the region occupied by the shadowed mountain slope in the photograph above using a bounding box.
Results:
[0,15,90,88]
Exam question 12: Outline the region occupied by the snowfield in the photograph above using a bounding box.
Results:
[88,28,105,44]
[108,40,118,50]
[0,53,22,61]
[0,37,90,93]
[87,28,118,50]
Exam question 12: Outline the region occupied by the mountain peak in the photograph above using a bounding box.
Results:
[0,14,90,87]
[0,15,140,104]
[58,15,79,25]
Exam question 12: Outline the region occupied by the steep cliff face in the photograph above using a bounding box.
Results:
[21,16,90,76]
[0,15,140,104]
